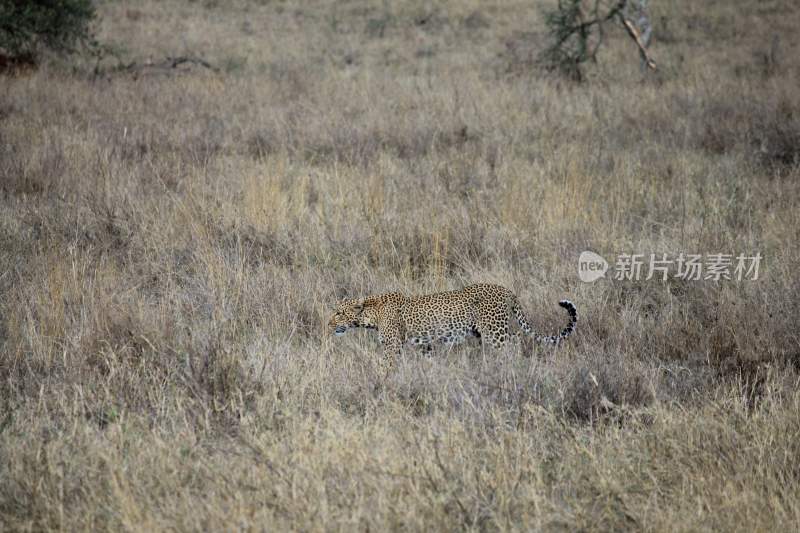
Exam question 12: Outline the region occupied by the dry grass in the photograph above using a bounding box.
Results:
[2,0,800,530]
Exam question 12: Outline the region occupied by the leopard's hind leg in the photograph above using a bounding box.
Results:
[474,299,511,349]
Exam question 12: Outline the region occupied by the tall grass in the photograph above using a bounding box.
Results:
[1,0,799,530]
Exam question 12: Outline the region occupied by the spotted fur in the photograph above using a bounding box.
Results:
[328,283,577,369]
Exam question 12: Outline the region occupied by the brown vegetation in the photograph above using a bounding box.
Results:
[1,0,799,530]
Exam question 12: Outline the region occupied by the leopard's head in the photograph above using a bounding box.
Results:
[328,298,373,336]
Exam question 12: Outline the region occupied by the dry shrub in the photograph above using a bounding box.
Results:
[698,87,800,173]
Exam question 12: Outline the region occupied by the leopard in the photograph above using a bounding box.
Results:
[328,283,577,369]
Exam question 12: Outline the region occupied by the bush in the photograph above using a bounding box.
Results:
[0,0,96,62]
[539,0,653,82]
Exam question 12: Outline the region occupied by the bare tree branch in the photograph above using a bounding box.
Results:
[620,17,656,70]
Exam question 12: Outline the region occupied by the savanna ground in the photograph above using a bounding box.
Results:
[2,0,800,530]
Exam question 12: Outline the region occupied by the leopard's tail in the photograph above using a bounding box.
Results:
[515,300,577,345]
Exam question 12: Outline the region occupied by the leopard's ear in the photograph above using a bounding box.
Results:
[353,300,365,314]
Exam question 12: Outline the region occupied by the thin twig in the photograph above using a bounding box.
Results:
[620,17,656,69]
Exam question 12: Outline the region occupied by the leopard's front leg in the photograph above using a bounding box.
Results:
[377,324,402,375]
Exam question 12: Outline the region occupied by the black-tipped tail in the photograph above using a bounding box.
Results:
[535,299,577,345]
